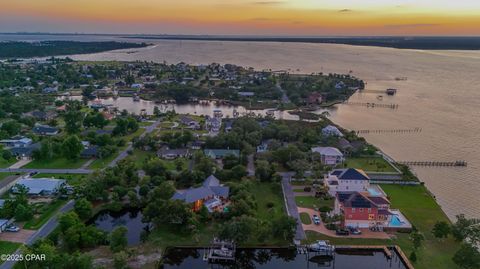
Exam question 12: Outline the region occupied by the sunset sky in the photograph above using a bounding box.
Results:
[1,0,480,35]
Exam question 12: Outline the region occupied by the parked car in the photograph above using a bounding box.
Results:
[5,225,20,232]
[336,229,350,236]
[312,215,321,225]
[348,227,362,235]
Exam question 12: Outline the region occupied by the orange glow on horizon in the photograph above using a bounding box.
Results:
[1,0,480,35]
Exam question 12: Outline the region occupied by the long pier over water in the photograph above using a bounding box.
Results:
[344,101,399,109]
[355,127,422,135]
[398,160,467,167]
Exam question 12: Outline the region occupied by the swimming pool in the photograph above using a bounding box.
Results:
[390,215,403,227]
[367,187,382,196]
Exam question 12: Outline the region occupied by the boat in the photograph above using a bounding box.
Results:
[307,240,335,253]
[213,109,223,118]
[377,95,383,100]
[265,109,276,117]
[386,88,397,95]
[133,95,140,102]
[212,247,234,258]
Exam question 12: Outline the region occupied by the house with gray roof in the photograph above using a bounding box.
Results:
[157,147,191,159]
[322,125,343,137]
[12,178,66,196]
[311,146,344,165]
[171,175,230,212]
[204,149,240,159]
[32,125,59,136]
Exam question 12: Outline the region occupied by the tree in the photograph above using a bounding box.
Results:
[74,198,93,220]
[271,216,297,241]
[219,216,257,242]
[14,203,33,221]
[410,229,425,250]
[255,160,274,181]
[432,221,450,239]
[451,214,480,245]
[409,251,417,263]
[113,251,129,269]
[110,226,128,253]
[62,135,83,160]
[453,243,480,269]
[64,109,83,134]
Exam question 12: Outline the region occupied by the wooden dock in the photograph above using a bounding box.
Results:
[355,127,421,135]
[204,239,236,263]
[394,245,415,269]
[336,245,392,258]
[344,101,399,109]
[398,160,467,167]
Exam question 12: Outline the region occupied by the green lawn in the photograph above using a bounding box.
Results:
[0,241,21,255]
[344,157,397,172]
[0,157,17,168]
[89,152,121,169]
[295,196,334,210]
[163,158,188,172]
[22,158,88,169]
[131,149,156,169]
[33,173,88,186]
[23,200,67,230]
[300,212,312,225]
[250,182,286,221]
[304,185,460,269]
[380,184,460,269]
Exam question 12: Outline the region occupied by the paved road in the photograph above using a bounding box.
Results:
[0,200,75,269]
[276,81,291,104]
[0,168,93,174]
[247,154,255,177]
[279,172,306,242]
[108,119,161,168]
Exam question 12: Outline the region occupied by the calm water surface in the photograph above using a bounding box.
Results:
[161,248,407,269]
[5,34,480,220]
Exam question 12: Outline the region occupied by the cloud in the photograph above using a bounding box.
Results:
[384,23,441,28]
[252,1,284,5]
[338,9,352,13]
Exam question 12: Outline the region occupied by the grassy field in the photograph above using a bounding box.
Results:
[22,157,88,169]
[344,157,397,172]
[23,200,67,230]
[0,157,17,168]
[300,212,312,225]
[295,196,334,210]
[0,241,21,255]
[131,149,156,169]
[250,182,286,222]
[33,173,88,186]
[304,185,460,269]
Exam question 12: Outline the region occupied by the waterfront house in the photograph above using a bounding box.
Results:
[190,140,205,150]
[306,92,323,104]
[32,125,59,136]
[12,178,66,196]
[224,120,234,133]
[334,191,391,229]
[157,147,191,160]
[337,138,353,153]
[171,175,230,212]
[180,116,200,129]
[311,147,344,166]
[335,81,346,90]
[322,125,343,137]
[204,149,240,159]
[324,168,370,196]
[205,116,222,133]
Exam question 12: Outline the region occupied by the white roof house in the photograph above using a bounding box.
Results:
[13,178,66,196]
[311,146,344,166]
[322,125,343,137]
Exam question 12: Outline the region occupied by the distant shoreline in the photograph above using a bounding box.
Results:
[1,33,480,50]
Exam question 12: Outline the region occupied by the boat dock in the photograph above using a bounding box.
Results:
[203,238,236,263]
[355,127,422,135]
[344,101,399,109]
[398,160,467,167]
[336,245,392,258]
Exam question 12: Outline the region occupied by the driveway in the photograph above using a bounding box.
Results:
[280,174,305,241]
[0,229,36,243]
[298,207,392,239]
[8,159,31,169]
